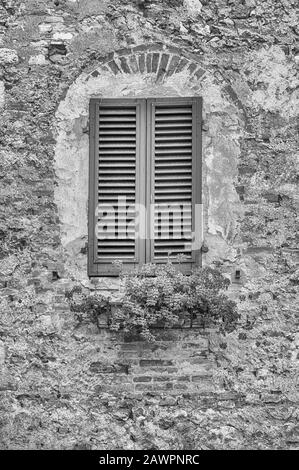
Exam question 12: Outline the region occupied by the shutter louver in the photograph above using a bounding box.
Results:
[97,105,136,259]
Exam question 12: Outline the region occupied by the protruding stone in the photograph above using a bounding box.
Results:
[29,54,47,66]
[184,0,202,16]
[52,32,73,41]
[0,48,18,64]
[0,255,18,276]
[38,23,53,34]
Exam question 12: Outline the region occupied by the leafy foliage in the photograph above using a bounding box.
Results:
[66,262,239,342]
[110,261,239,342]
[65,285,111,330]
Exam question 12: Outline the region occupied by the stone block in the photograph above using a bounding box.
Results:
[128,55,139,73]
[166,55,180,76]
[89,362,129,374]
[133,376,152,383]
[176,58,189,73]
[135,383,153,391]
[173,383,188,390]
[262,191,280,203]
[0,48,18,64]
[156,53,170,81]
[118,56,130,74]
[116,47,132,56]
[154,382,173,391]
[146,53,152,73]
[194,67,206,80]
[107,60,121,74]
[139,359,174,367]
[152,376,170,382]
[151,52,160,73]
[138,53,146,73]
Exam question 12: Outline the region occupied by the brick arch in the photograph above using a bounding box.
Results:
[83,43,245,117]
[84,43,207,90]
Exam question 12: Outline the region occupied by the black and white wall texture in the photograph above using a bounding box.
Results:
[0,0,298,450]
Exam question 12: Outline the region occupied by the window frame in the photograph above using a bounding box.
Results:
[88,96,202,277]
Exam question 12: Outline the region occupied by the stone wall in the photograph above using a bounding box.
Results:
[0,0,298,450]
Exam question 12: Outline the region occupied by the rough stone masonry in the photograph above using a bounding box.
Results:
[0,0,298,450]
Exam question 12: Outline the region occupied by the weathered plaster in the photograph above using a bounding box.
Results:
[242,46,299,118]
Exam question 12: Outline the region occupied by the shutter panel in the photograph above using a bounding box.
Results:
[88,98,146,276]
[147,98,202,271]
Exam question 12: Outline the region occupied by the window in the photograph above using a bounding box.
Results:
[88,97,202,276]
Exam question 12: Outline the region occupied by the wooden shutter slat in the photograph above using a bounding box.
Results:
[99,136,136,140]
[155,175,192,180]
[155,123,192,129]
[98,168,135,173]
[99,124,136,129]
[99,145,136,149]
[155,189,192,195]
[155,163,192,169]
[99,116,136,121]
[99,109,136,115]
[156,136,192,142]
[154,206,192,211]
[156,129,192,134]
[99,161,135,167]
[155,107,192,114]
[99,131,136,136]
[156,180,192,185]
[155,143,192,149]
[156,117,192,123]
[154,169,192,175]
[100,182,135,187]
[98,198,135,203]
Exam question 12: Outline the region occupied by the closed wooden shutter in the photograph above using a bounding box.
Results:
[88,98,146,275]
[147,98,202,271]
[89,97,201,276]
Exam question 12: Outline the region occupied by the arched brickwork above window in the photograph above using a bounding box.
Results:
[85,44,207,90]
[81,43,245,117]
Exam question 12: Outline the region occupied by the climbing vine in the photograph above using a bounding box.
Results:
[67,261,239,342]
